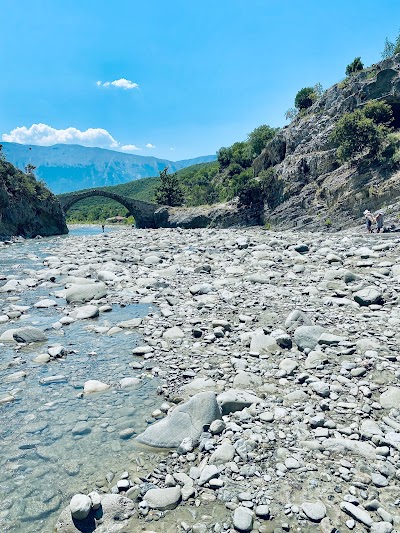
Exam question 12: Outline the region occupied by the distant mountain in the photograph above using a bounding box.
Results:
[1,142,216,194]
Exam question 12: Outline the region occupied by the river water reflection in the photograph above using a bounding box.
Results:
[0,226,158,532]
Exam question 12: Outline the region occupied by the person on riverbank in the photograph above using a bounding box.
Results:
[364,210,375,233]
[375,211,384,233]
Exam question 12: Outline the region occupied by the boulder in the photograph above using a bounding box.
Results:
[13,327,47,343]
[136,391,221,448]
[83,380,110,394]
[69,494,91,520]
[294,325,326,352]
[380,387,400,409]
[70,305,99,320]
[64,282,107,303]
[144,486,181,510]
[55,494,135,532]
[217,389,263,415]
[353,287,384,306]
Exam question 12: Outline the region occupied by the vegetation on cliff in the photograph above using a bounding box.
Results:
[0,147,67,238]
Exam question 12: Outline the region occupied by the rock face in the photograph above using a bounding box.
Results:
[154,200,262,229]
[0,158,67,240]
[136,391,221,448]
[253,54,400,229]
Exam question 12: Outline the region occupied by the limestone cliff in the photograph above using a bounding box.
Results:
[0,157,68,240]
[254,54,400,229]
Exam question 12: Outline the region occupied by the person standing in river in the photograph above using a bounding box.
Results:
[101,224,105,232]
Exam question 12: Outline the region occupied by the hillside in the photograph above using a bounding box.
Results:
[1,142,216,194]
[0,151,67,239]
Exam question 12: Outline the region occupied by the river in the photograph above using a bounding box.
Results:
[0,226,158,532]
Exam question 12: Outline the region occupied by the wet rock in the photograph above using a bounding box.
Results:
[83,380,110,394]
[64,282,107,303]
[13,327,47,343]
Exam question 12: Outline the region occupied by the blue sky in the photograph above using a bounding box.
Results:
[1,0,400,160]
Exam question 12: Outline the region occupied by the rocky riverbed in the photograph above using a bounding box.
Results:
[1,227,400,532]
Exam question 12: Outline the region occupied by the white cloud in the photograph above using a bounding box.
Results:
[121,144,141,152]
[2,123,119,149]
[170,147,175,151]
[97,78,139,90]
[146,143,156,148]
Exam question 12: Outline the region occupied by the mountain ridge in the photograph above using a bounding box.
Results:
[0,142,216,194]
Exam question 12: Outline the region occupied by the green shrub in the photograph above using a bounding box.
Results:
[362,101,393,125]
[217,146,233,168]
[345,57,364,76]
[331,109,388,163]
[295,87,316,110]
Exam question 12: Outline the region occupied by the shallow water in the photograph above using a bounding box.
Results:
[0,227,158,532]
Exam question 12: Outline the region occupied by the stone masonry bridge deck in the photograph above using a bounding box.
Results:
[59,190,164,228]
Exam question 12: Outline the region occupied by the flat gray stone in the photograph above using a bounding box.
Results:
[136,391,221,448]
[13,327,47,343]
[294,325,326,352]
[64,282,107,303]
[301,501,326,522]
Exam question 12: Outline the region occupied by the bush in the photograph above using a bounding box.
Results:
[345,57,364,76]
[331,109,387,162]
[247,125,277,157]
[217,146,233,168]
[295,87,316,110]
[238,179,263,206]
[362,101,393,125]
[227,163,244,177]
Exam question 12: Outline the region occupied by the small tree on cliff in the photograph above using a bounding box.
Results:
[155,167,184,206]
[345,57,364,76]
[24,163,36,175]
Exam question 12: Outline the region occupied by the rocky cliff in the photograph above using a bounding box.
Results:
[254,54,400,229]
[0,158,68,240]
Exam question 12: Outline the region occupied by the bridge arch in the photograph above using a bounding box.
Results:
[59,190,161,228]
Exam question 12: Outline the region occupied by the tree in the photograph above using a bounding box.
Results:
[382,37,396,59]
[24,163,36,175]
[285,107,298,122]
[362,101,393,125]
[345,57,364,76]
[154,167,184,206]
[295,87,316,110]
[331,110,387,163]
[313,82,324,97]
[217,146,233,168]
[247,125,277,157]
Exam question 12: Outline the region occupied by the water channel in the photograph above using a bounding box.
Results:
[0,226,158,532]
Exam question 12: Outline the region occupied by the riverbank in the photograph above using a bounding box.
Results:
[1,227,400,531]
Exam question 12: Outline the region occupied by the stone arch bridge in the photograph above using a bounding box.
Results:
[59,189,167,228]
